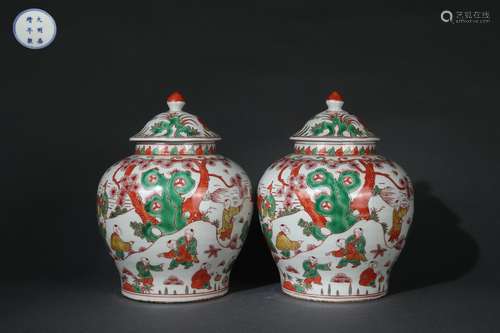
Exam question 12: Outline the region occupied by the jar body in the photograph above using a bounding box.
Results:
[97,151,253,302]
[258,153,413,302]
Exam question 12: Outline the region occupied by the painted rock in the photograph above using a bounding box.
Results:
[257,91,414,302]
[97,92,253,302]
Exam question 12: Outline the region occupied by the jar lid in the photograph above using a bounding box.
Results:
[290,91,379,143]
[130,92,221,142]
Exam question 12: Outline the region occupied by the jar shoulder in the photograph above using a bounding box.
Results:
[98,154,251,189]
[258,154,411,191]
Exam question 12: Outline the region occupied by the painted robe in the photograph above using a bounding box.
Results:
[259,194,276,219]
[219,206,241,241]
[191,267,211,289]
[283,280,306,293]
[337,234,367,268]
[275,231,301,257]
[359,267,377,287]
[136,261,163,286]
[160,236,199,269]
[389,206,408,242]
[302,260,330,286]
[110,232,133,259]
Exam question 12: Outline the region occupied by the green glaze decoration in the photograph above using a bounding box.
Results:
[141,168,195,240]
[306,168,361,234]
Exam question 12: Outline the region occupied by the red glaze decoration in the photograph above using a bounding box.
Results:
[167,91,185,102]
[327,91,343,101]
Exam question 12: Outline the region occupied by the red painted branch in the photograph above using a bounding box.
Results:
[290,163,327,227]
[277,165,289,186]
[374,171,406,190]
[207,173,235,188]
[123,163,159,225]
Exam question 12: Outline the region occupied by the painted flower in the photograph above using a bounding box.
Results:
[119,188,127,197]
[204,245,222,258]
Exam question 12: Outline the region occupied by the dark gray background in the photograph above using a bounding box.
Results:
[1,1,499,332]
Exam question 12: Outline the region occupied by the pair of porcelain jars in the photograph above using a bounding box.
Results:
[97,90,414,303]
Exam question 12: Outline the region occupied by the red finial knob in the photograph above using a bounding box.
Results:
[327,91,343,101]
[167,91,185,102]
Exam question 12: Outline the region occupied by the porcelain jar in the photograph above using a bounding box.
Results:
[257,91,414,302]
[97,92,253,302]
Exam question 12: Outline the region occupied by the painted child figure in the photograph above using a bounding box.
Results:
[276,224,302,257]
[158,228,199,269]
[209,188,243,241]
[336,228,367,268]
[375,186,410,242]
[302,256,331,288]
[136,257,163,292]
[359,261,379,287]
[191,263,212,290]
[219,199,242,240]
[110,224,134,260]
[258,182,276,220]
[326,238,347,258]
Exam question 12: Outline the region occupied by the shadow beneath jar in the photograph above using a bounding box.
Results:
[389,181,478,294]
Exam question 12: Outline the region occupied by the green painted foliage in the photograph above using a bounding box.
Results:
[150,117,200,137]
[306,168,361,234]
[140,168,195,241]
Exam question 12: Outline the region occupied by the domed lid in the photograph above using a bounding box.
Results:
[290,91,379,143]
[130,92,221,142]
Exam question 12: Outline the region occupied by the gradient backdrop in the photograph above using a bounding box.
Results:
[1,1,499,332]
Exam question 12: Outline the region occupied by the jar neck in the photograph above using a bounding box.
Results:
[134,142,216,156]
[293,141,376,156]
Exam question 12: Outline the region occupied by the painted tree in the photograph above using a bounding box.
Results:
[276,157,411,239]
[110,157,245,244]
